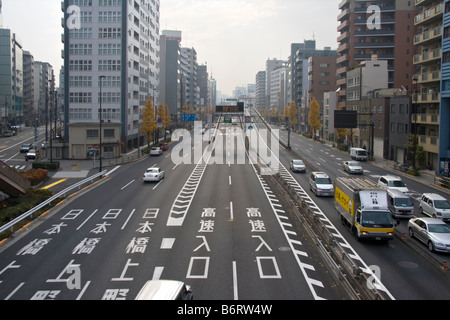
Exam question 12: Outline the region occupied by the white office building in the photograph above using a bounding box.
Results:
[62,0,160,159]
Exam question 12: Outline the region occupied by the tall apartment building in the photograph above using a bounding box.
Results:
[414,0,443,170]
[255,71,266,109]
[22,51,34,126]
[266,58,286,109]
[0,28,23,131]
[181,47,199,111]
[208,77,217,109]
[198,64,209,107]
[270,65,288,111]
[307,55,338,106]
[33,61,55,130]
[286,42,306,104]
[441,0,450,175]
[160,30,182,120]
[62,0,160,159]
[337,0,415,106]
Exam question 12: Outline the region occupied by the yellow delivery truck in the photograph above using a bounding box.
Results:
[335,177,395,241]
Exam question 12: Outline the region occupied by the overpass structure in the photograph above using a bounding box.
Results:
[0,160,31,196]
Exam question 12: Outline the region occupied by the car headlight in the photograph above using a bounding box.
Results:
[434,241,446,248]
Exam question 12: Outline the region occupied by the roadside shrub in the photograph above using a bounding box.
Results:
[21,169,48,186]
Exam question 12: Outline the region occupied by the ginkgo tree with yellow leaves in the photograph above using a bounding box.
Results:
[283,100,297,130]
[141,97,157,149]
[308,97,321,137]
[157,103,172,139]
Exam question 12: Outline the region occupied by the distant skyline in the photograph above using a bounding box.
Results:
[2,0,340,96]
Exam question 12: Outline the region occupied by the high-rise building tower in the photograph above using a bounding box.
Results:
[414,0,443,171]
[160,30,182,120]
[62,0,160,159]
[336,0,415,106]
[0,28,23,131]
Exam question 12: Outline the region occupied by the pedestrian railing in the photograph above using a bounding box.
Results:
[0,170,107,235]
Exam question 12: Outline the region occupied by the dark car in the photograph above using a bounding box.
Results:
[20,143,33,153]
[159,143,169,151]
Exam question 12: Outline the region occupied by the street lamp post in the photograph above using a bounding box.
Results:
[412,75,419,171]
[99,76,106,173]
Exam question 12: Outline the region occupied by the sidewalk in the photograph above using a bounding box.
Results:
[371,158,449,195]
[44,147,144,180]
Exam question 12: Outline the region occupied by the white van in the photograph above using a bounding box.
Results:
[135,280,193,300]
[350,147,368,161]
[419,193,450,222]
[387,189,414,219]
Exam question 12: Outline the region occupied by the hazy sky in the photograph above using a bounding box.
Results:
[2,0,340,96]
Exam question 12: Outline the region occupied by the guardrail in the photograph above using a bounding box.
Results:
[0,170,108,235]
[249,112,392,299]
[435,176,450,190]
[267,172,392,300]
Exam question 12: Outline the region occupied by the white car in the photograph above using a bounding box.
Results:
[343,161,363,174]
[143,167,165,182]
[26,149,38,160]
[419,193,450,222]
[290,159,306,173]
[309,172,334,197]
[377,175,409,193]
[408,217,450,253]
[150,147,162,156]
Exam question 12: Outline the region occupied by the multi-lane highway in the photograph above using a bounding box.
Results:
[0,122,347,300]
[0,115,449,301]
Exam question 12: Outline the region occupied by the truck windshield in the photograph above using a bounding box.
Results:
[361,211,393,228]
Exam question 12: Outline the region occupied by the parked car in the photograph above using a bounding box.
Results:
[135,280,193,300]
[143,167,165,182]
[408,217,450,253]
[419,193,450,222]
[343,161,363,174]
[150,147,162,156]
[26,149,38,160]
[159,143,169,151]
[377,175,409,193]
[20,143,33,153]
[290,159,306,173]
[309,172,334,197]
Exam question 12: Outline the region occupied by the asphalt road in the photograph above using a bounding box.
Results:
[269,120,450,300]
[1,119,450,300]
[0,123,347,300]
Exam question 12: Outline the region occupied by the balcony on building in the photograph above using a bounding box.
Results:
[415,91,441,103]
[414,25,442,46]
[413,47,442,64]
[418,70,441,84]
[414,2,443,27]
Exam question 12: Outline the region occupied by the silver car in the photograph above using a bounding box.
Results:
[309,172,334,197]
[343,161,363,174]
[290,159,306,173]
[408,217,450,253]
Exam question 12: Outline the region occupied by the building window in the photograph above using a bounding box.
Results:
[87,129,98,138]
[104,129,115,138]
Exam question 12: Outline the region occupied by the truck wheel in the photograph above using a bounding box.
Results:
[352,227,360,241]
